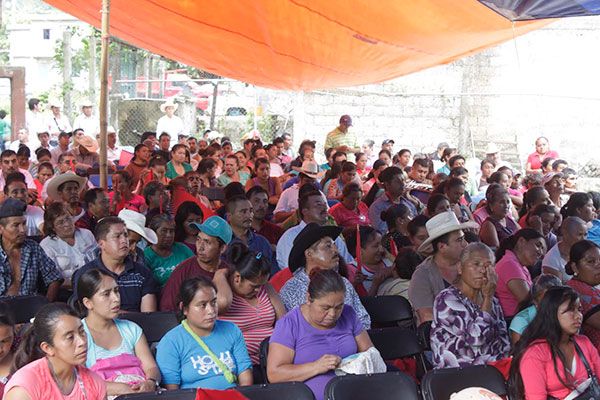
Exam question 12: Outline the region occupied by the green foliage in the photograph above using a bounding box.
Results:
[0,25,8,65]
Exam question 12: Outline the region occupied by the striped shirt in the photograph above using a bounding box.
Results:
[219,287,275,364]
[324,127,358,150]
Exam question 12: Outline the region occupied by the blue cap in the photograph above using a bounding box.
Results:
[190,216,233,244]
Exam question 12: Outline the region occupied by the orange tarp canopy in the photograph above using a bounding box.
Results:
[44,0,549,90]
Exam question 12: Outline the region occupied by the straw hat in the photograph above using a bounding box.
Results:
[80,99,93,108]
[160,99,178,113]
[78,135,99,153]
[118,209,158,245]
[484,143,500,155]
[47,173,88,201]
[48,99,62,109]
[292,160,319,179]
[418,211,478,254]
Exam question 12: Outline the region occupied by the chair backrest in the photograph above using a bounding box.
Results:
[368,327,422,360]
[0,295,49,324]
[119,311,179,343]
[258,337,270,383]
[114,384,314,400]
[237,382,315,400]
[421,365,507,400]
[325,371,419,400]
[360,296,414,328]
[115,389,195,400]
[417,320,432,351]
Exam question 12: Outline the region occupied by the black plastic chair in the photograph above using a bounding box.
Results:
[368,327,428,376]
[0,295,49,324]
[258,336,270,383]
[417,320,432,351]
[238,382,315,400]
[325,371,418,400]
[114,382,315,400]
[360,296,414,328]
[119,311,179,343]
[420,365,507,400]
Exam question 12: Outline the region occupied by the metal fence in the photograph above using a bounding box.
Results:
[108,77,294,148]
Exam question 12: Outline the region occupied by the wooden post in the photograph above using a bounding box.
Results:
[62,29,72,118]
[99,0,110,189]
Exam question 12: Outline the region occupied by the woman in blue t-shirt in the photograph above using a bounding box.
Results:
[78,268,160,397]
[156,276,253,390]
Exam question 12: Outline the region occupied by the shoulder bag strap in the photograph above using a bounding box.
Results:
[182,320,237,384]
[573,339,596,379]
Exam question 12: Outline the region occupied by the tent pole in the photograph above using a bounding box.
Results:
[99,0,110,189]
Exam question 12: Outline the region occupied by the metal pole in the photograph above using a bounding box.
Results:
[99,0,110,189]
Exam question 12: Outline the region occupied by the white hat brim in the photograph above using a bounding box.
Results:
[417,220,479,254]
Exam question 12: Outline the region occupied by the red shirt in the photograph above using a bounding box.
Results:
[108,191,146,214]
[160,257,229,311]
[269,268,293,292]
[567,279,600,349]
[526,150,559,171]
[256,220,284,246]
[328,201,370,229]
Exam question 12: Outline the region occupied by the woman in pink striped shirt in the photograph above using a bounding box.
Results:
[219,243,286,366]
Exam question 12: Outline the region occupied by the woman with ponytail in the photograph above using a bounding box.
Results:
[5,303,106,400]
[219,243,286,366]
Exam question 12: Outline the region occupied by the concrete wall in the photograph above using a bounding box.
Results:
[291,16,600,179]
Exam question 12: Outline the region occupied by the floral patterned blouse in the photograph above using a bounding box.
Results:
[431,285,511,369]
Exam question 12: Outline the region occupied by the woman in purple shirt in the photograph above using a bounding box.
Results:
[267,269,374,400]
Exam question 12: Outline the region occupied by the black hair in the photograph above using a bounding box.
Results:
[37,161,53,175]
[307,268,345,300]
[541,158,555,170]
[589,191,600,211]
[341,182,362,198]
[159,132,171,140]
[0,150,16,160]
[298,190,323,220]
[176,277,217,322]
[148,214,173,235]
[447,155,465,168]
[28,98,40,111]
[13,303,79,371]
[42,202,71,237]
[562,167,577,177]
[132,143,149,162]
[94,216,125,241]
[379,166,403,184]
[565,240,600,276]
[16,146,30,159]
[320,163,342,187]
[509,286,580,400]
[253,157,270,171]
[148,155,167,168]
[346,226,380,258]
[449,166,468,178]
[412,158,429,169]
[366,159,387,180]
[113,170,133,186]
[561,192,592,220]
[3,172,26,195]
[333,152,347,162]
[273,137,284,146]
[223,182,245,201]
[519,186,548,218]
[441,147,456,163]
[246,185,268,200]
[228,242,270,281]
[174,201,203,243]
[444,177,465,193]
[362,180,382,207]
[529,203,556,218]
[552,159,567,171]
[480,159,494,169]
[496,228,544,261]
[394,248,423,280]
[225,194,250,215]
[407,214,428,237]
[431,232,452,254]
[197,158,216,175]
[378,149,392,159]
[76,268,116,316]
[487,171,508,185]
[143,181,165,205]
[380,203,410,231]
[354,152,366,163]
[35,148,51,161]
[340,161,356,173]
[427,194,450,215]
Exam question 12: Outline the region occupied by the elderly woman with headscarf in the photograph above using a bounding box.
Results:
[431,242,510,369]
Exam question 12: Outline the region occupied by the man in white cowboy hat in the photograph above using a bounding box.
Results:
[72,99,99,136]
[118,209,157,264]
[156,98,184,141]
[273,159,325,223]
[45,99,72,139]
[408,211,478,325]
[47,171,88,221]
[484,142,511,170]
[105,126,122,165]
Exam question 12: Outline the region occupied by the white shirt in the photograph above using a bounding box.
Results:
[26,111,46,136]
[269,161,285,178]
[275,220,355,270]
[25,205,44,237]
[40,228,98,281]
[107,145,122,165]
[46,114,72,137]
[274,184,328,214]
[72,114,100,136]
[156,115,184,137]
[0,169,36,191]
[542,243,570,283]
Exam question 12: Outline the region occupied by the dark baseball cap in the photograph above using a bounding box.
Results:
[382,139,395,146]
[339,115,352,126]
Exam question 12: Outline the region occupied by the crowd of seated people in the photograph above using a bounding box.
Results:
[3,107,600,400]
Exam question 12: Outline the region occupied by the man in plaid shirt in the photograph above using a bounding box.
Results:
[0,198,63,300]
